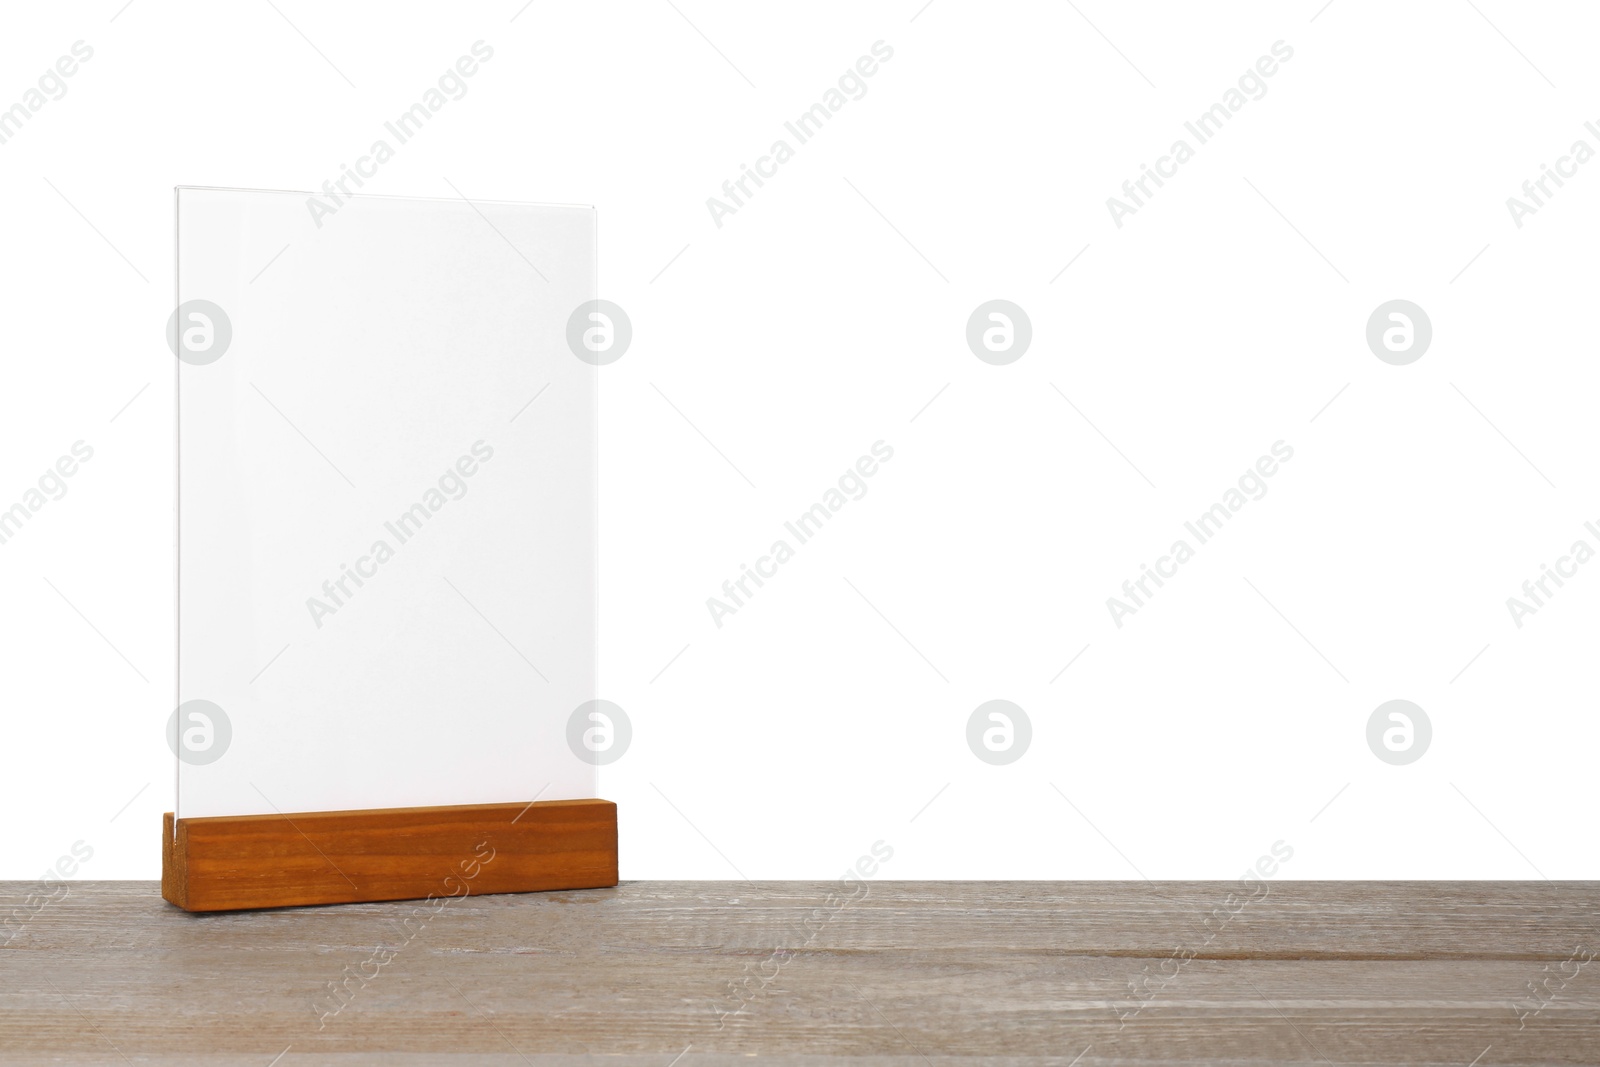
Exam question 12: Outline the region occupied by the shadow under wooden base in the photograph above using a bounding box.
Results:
[161,798,617,912]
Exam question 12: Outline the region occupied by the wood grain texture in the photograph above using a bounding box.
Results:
[2,881,1597,1064]
[162,799,618,911]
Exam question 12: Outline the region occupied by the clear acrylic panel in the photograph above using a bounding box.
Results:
[174,187,597,820]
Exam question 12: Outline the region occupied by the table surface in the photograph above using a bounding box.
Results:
[2,880,1597,1065]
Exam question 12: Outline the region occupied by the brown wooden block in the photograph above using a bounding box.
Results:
[161,798,617,912]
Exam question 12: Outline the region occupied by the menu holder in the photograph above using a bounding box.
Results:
[165,187,610,911]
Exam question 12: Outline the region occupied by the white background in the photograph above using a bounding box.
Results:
[3,0,1596,881]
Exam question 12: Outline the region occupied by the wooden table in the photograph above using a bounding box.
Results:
[3,881,1597,1064]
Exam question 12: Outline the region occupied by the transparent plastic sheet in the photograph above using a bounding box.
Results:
[174,188,597,820]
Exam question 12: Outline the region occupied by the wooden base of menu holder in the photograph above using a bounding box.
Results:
[161,798,618,912]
